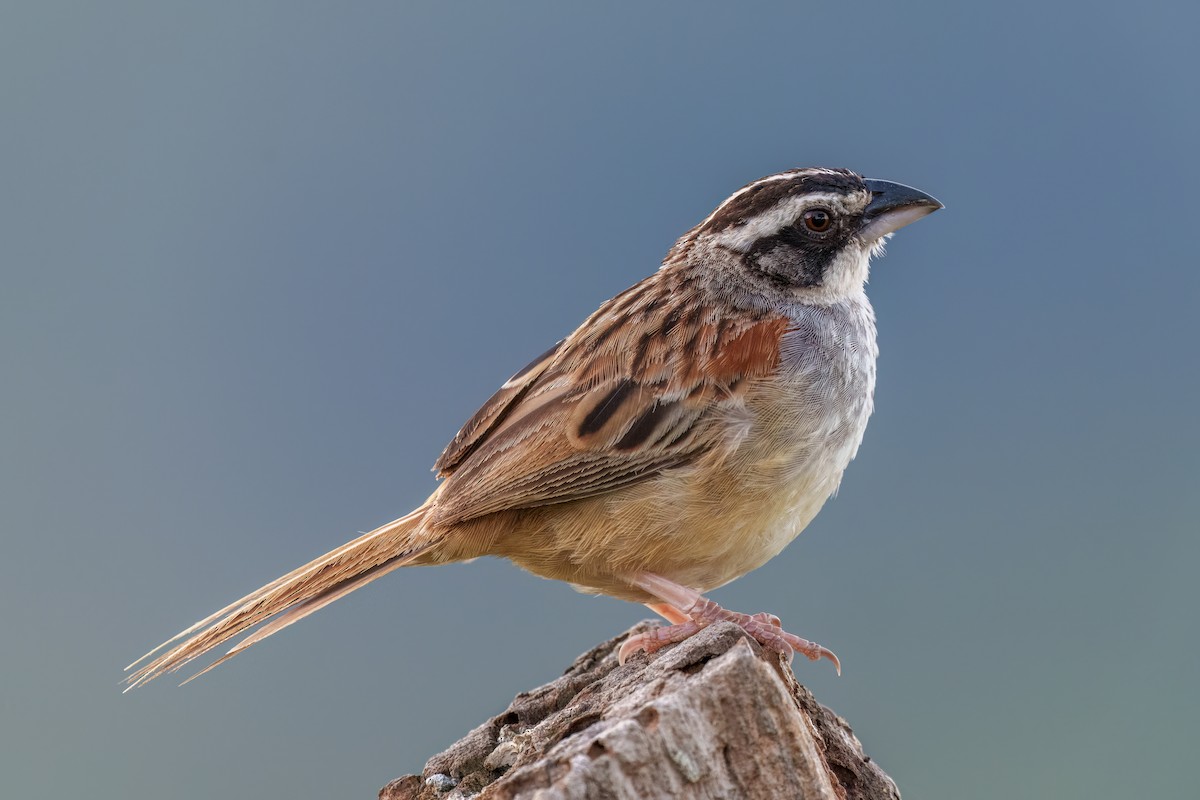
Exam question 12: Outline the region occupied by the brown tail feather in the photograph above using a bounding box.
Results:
[124,506,435,690]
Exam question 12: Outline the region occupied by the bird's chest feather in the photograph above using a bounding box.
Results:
[755,298,878,481]
[683,299,879,579]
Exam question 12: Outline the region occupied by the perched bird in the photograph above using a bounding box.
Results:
[125,167,941,688]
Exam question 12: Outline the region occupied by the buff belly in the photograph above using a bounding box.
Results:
[485,403,867,603]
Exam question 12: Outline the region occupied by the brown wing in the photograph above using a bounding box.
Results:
[430,271,789,526]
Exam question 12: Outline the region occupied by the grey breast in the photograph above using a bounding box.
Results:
[773,298,879,471]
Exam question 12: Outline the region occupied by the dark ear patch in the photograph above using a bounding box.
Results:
[746,224,848,288]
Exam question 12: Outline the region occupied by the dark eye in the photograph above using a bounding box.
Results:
[802,208,833,233]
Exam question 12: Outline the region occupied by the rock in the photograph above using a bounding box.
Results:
[380,621,900,800]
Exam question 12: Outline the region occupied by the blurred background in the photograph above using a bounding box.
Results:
[3,2,1197,798]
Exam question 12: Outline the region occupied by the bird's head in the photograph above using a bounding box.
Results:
[683,167,942,306]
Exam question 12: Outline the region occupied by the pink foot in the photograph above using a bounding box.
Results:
[618,574,840,674]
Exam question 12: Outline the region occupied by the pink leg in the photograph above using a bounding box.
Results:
[619,573,840,674]
[645,602,691,625]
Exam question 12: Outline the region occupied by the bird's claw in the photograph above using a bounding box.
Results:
[617,608,839,674]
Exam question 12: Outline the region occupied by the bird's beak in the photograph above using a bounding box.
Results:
[859,178,944,242]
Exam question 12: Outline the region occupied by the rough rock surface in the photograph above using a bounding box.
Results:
[381,621,900,800]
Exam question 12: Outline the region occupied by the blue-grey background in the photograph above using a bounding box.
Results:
[3,3,1197,798]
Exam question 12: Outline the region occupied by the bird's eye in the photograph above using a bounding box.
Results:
[802,208,833,233]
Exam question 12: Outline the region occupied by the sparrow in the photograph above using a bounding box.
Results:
[125,167,941,688]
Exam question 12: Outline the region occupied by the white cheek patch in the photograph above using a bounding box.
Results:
[818,244,873,298]
[709,193,859,253]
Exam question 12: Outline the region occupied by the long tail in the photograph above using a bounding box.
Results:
[124,506,435,690]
